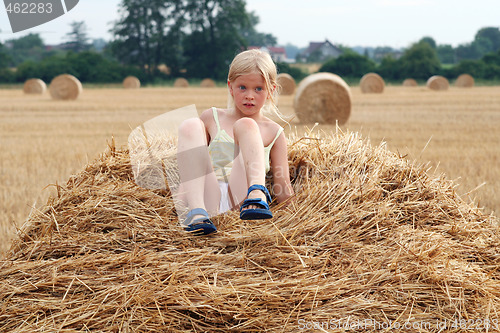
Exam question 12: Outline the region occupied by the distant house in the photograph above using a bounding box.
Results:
[298,39,343,62]
[248,46,288,62]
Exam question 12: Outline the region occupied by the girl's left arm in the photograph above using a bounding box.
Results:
[270,132,294,205]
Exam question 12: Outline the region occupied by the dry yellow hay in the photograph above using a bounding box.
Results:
[23,78,46,94]
[2,130,498,332]
[402,78,418,87]
[174,77,189,87]
[123,76,141,89]
[49,74,82,100]
[360,72,385,93]
[455,73,475,88]
[200,78,216,88]
[277,73,296,95]
[294,72,351,125]
[426,75,449,91]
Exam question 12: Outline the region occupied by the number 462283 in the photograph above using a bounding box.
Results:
[5,2,53,14]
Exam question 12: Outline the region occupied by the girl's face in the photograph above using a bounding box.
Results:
[228,73,271,117]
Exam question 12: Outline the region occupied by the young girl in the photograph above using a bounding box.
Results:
[176,49,294,235]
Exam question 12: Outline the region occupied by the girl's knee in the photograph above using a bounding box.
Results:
[179,118,205,139]
[233,117,259,133]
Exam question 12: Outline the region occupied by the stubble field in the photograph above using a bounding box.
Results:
[1,84,499,255]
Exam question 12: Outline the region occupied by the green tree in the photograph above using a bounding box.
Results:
[454,28,500,62]
[183,0,250,80]
[398,42,441,80]
[482,49,500,66]
[63,21,91,52]
[110,0,274,80]
[319,52,376,78]
[111,0,185,79]
[481,49,500,79]
[450,59,487,79]
[419,36,437,49]
[15,51,142,83]
[437,44,455,64]
[378,55,401,80]
[16,57,69,82]
[5,33,47,66]
[455,42,482,61]
[0,38,14,83]
[475,27,500,53]
[0,41,11,69]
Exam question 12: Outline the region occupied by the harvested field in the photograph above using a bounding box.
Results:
[1,84,500,331]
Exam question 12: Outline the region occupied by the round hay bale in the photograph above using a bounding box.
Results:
[402,78,418,87]
[455,73,474,88]
[123,76,141,89]
[277,73,296,95]
[293,72,351,125]
[200,78,216,88]
[174,78,189,88]
[23,78,47,94]
[49,74,82,100]
[360,72,385,93]
[426,75,449,91]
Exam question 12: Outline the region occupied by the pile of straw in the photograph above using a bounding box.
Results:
[123,76,141,89]
[402,78,417,87]
[360,73,385,93]
[294,72,351,125]
[455,74,475,88]
[23,78,47,94]
[49,74,82,100]
[174,78,189,88]
[426,75,449,91]
[1,131,499,332]
[277,73,296,95]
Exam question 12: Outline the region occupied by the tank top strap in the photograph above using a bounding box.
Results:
[211,107,221,130]
[268,127,284,149]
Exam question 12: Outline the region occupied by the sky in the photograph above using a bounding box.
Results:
[1,0,499,49]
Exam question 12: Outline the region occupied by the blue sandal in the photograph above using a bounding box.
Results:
[240,184,273,220]
[183,208,217,235]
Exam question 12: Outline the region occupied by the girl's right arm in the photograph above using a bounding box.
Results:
[199,108,215,144]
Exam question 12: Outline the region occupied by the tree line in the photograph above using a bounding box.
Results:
[0,0,270,83]
[320,36,500,83]
[0,0,499,85]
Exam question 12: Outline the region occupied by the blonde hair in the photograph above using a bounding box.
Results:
[227,49,281,117]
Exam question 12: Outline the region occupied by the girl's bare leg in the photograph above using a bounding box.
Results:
[176,118,220,221]
[229,118,267,208]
